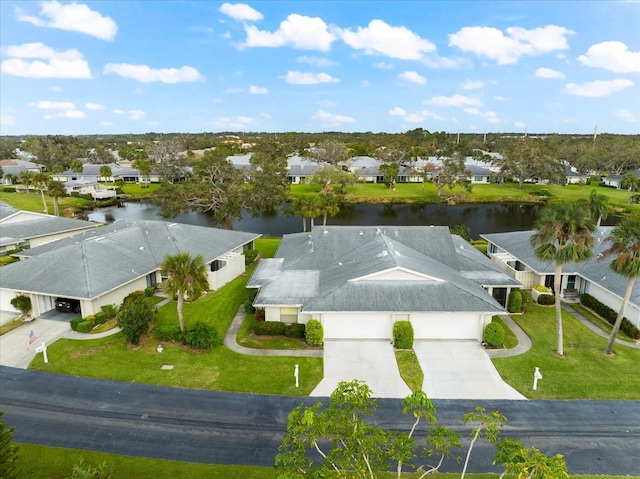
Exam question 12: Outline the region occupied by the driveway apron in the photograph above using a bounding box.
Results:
[311,340,412,398]
[0,318,71,369]
[414,340,526,400]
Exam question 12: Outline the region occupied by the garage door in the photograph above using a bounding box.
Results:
[412,314,481,340]
[323,313,391,339]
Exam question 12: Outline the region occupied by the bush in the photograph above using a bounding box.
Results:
[144,286,156,297]
[100,304,118,320]
[244,299,256,314]
[393,321,414,349]
[84,315,96,325]
[122,290,146,306]
[70,317,84,331]
[533,285,551,292]
[253,321,286,336]
[0,256,19,267]
[184,322,220,350]
[244,249,259,265]
[305,319,323,345]
[155,325,184,342]
[75,320,93,333]
[117,296,156,345]
[10,295,31,316]
[2,186,16,192]
[580,293,640,339]
[255,308,265,321]
[285,323,306,338]
[483,322,505,347]
[94,312,107,325]
[538,293,556,305]
[507,290,522,313]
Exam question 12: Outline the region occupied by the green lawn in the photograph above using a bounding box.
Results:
[395,349,424,392]
[492,294,640,399]
[0,190,90,215]
[15,443,635,479]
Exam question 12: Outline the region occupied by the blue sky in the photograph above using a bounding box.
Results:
[1,1,639,136]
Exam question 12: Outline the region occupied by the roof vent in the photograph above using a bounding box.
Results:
[139,246,144,251]
[359,230,364,236]
[323,229,328,236]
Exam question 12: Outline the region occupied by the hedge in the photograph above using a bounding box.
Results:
[75,320,93,333]
[507,290,522,313]
[305,319,323,345]
[253,321,286,336]
[580,293,640,339]
[284,323,306,338]
[393,321,414,349]
[70,317,84,331]
[538,294,556,306]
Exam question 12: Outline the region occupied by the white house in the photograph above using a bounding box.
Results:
[0,220,260,323]
[482,228,640,329]
[247,226,520,342]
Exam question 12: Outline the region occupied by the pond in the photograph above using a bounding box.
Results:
[81,201,559,238]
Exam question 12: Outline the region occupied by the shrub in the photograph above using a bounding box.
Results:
[76,320,93,333]
[154,325,184,342]
[305,319,323,346]
[580,293,640,339]
[533,285,551,292]
[10,295,31,316]
[122,290,146,306]
[117,296,156,345]
[2,186,16,193]
[244,249,259,265]
[285,323,306,338]
[144,286,156,297]
[507,290,522,313]
[70,317,84,331]
[84,315,96,325]
[0,256,19,267]
[100,304,118,320]
[253,321,286,336]
[244,299,256,314]
[94,312,107,325]
[538,293,556,306]
[184,322,220,350]
[393,321,414,349]
[483,322,505,347]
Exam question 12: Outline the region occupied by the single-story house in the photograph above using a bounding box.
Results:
[482,228,640,329]
[247,226,521,341]
[565,165,591,185]
[0,159,46,184]
[602,168,640,189]
[0,220,260,322]
[0,202,98,253]
[62,181,118,199]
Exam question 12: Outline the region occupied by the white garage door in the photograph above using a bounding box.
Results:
[412,314,481,340]
[323,313,392,339]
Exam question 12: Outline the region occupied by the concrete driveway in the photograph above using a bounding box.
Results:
[414,340,526,400]
[311,340,412,398]
[0,318,71,369]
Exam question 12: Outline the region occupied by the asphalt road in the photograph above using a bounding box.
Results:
[1,366,639,475]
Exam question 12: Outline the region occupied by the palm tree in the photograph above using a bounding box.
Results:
[601,217,640,355]
[32,172,51,214]
[47,180,67,216]
[588,190,609,227]
[161,252,209,332]
[530,203,596,356]
[99,165,113,182]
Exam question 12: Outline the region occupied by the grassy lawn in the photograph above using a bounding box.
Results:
[0,317,24,335]
[492,294,640,399]
[395,350,424,392]
[118,182,161,197]
[0,190,91,216]
[238,313,309,349]
[15,443,635,479]
[569,303,636,342]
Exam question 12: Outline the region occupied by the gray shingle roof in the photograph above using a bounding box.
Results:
[1,220,260,299]
[0,216,98,242]
[250,226,512,314]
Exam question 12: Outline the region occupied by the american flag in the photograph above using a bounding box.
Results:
[28,330,38,348]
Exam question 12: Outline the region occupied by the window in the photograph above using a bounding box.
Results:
[567,275,576,289]
[514,260,525,271]
[210,260,226,272]
[488,243,497,254]
[475,176,484,182]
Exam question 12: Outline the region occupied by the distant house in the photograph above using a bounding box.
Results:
[248,226,520,342]
[286,155,317,184]
[0,220,261,322]
[0,159,46,184]
[565,165,590,185]
[482,228,640,329]
[602,168,640,189]
[52,163,143,183]
[62,181,118,200]
[0,201,98,254]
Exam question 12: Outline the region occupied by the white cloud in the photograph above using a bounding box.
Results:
[565,79,634,97]
[461,79,484,90]
[30,100,76,110]
[578,41,640,74]
[244,14,335,51]
[249,85,268,94]
[389,107,407,117]
[615,109,638,123]
[16,1,117,41]
[85,103,105,110]
[283,71,339,85]
[225,87,244,93]
[219,3,263,22]
[296,55,337,67]
[260,112,272,119]
[389,106,445,122]
[112,109,125,114]
[101,121,114,127]
[128,110,146,121]
[535,67,566,78]
[61,110,86,119]
[103,63,204,83]
[1,42,91,79]
[449,24,574,64]
[398,71,427,85]
[312,109,356,126]
[463,107,500,123]
[494,96,506,101]
[427,94,482,107]
[210,115,256,129]
[341,19,435,60]
[514,121,527,129]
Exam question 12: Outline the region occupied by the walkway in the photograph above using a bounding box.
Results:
[561,302,640,349]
